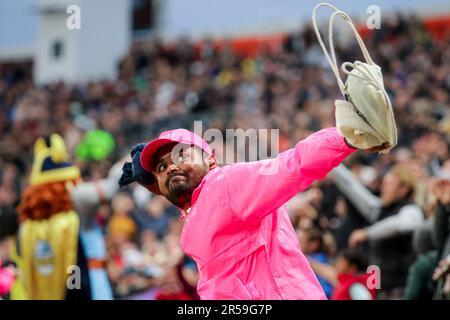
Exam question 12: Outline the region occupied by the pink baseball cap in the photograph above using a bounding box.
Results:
[140,128,212,172]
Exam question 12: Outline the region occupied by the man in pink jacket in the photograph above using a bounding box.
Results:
[120,127,362,299]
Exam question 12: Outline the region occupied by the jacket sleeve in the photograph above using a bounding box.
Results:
[331,164,382,223]
[225,127,356,223]
[365,204,424,240]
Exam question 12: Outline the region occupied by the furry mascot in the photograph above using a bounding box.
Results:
[14,133,123,300]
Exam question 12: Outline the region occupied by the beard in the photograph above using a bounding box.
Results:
[163,161,209,208]
[165,173,199,206]
[168,177,193,198]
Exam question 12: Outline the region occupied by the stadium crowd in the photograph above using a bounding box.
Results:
[0,13,450,299]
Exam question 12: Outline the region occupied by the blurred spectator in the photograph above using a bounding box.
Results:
[309,248,376,300]
[0,12,449,299]
[404,177,439,299]
[108,193,138,243]
[132,197,175,239]
[155,255,199,300]
[431,178,450,299]
[332,163,424,298]
[298,227,334,298]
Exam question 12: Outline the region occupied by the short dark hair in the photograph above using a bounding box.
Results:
[305,227,324,252]
[338,248,368,272]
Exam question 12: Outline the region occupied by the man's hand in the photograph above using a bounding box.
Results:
[365,142,390,153]
[433,178,450,206]
[344,138,390,153]
[348,229,369,248]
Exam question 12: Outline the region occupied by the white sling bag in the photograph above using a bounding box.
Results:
[312,2,398,152]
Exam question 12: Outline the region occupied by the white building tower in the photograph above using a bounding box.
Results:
[35,0,131,84]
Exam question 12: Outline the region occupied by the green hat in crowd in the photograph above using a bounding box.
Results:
[76,130,115,161]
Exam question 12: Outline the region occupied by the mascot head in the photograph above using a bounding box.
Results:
[18,134,81,222]
[30,133,81,186]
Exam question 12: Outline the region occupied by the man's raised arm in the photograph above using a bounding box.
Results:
[225,127,356,223]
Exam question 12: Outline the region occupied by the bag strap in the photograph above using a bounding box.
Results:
[312,2,375,96]
[312,3,397,150]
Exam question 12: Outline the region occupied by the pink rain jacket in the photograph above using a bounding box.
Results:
[179,128,355,299]
[0,260,15,296]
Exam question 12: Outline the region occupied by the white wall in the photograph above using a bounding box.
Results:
[78,0,131,82]
[34,0,131,85]
[34,3,78,84]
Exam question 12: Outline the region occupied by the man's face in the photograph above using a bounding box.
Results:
[153,144,212,207]
[297,230,319,255]
[334,257,352,274]
[380,172,409,205]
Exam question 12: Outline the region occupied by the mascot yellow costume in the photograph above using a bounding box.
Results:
[15,134,81,299]
[14,132,124,300]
